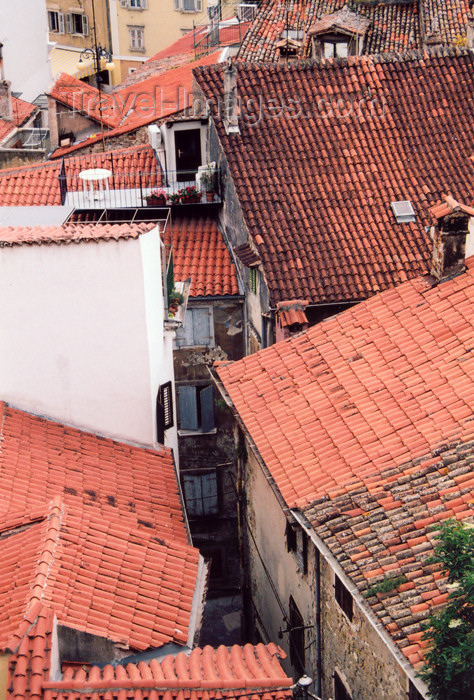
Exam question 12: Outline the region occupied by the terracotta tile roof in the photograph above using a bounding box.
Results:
[428,194,474,220]
[0,402,188,544]
[303,438,474,668]
[0,498,201,652]
[0,222,155,246]
[118,22,251,89]
[44,643,292,700]
[238,0,469,61]
[215,258,474,509]
[276,300,309,328]
[49,52,222,157]
[165,216,240,297]
[195,50,474,305]
[234,242,261,267]
[7,604,54,700]
[0,145,159,206]
[0,96,37,143]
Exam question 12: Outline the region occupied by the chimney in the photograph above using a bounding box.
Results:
[0,43,13,121]
[467,8,474,50]
[431,210,469,281]
[223,58,240,135]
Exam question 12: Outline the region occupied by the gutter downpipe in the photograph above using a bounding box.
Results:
[315,540,322,698]
[291,509,430,699]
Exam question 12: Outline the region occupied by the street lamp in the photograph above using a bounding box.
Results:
[77,0,114,88]
[76,0,114,150]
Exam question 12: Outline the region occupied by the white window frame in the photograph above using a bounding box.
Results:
[128,25,145,51]
[48,10,65,33]
[174,0,203,12]
[65,11,89,35]
[121,0,148,8]
[175,306,214,348]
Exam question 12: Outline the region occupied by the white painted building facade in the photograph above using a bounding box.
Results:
[0,0,52,102]
[0,223,178,456]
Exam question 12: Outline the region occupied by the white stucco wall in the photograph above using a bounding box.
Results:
[0,0,52,102]
[0,227,177,453]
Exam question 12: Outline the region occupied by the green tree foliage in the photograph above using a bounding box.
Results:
[419,520,474,699]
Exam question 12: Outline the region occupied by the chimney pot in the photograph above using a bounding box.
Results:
[431,210,469,281]
[223,58,240,135]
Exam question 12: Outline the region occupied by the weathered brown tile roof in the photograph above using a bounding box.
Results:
[303,437,474,668]
[238,0,469,62]
[195,49,474,305]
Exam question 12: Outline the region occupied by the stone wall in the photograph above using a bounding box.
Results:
[175,298,244,593]
[241,438,421,698]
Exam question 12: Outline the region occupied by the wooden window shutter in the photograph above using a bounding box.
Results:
[66,13,73,33]
[174,0,181,9]
[159,381,174,430]
[200,385,215,432]
[141,0,148,8]
[192,307,212,346]
[179,385,198,430]
[201,471,218,514]
[120,0,129,7]
[196,0,203,11]
[82,14,89,35]
[58,12,65,33]
[156,395,165,444]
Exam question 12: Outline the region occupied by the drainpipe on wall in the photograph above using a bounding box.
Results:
[315,548,322,698]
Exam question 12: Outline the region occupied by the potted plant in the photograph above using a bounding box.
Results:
[168,289,185,317]
[201,165,216,202]
[144,189,167,206]
[178,185,201,204]
[168,191,182,205]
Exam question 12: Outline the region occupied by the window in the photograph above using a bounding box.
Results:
[129,26,145,50]
[286,523,308,574]
[335,574,353,622]
[182,470,219,516]
[174,0,203,12]
[323,41,348,58]
[178,384,215,433]
[334,672,352,700]
[156,381,174,443]
[48,10,65,33]
[175,307,213,348]
[121,0,148,8]
[288,597,305,677]
[66,12,89,35]
[249,267,257,294]
[408,682,424,700]
[391,200,416,224]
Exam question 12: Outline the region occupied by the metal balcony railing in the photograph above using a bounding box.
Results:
[58,166,221,210]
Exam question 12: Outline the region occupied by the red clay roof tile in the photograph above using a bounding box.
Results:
[43,644,292,700]
[195,50,474,305]
[0,145,159,206]
[165,216,240,298]
[0,97,37,143]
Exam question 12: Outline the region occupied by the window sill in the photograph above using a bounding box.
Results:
[129,47,146,52]
[178,428,217,436]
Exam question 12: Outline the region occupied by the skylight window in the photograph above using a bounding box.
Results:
[391,200,416,223]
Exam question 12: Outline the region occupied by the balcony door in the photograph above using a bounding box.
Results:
[175,129,202,182]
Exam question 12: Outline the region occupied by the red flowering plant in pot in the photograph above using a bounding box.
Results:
[178,185,201,203]
[144,189,167,206]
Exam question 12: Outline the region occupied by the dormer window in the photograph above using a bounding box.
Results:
[276,29,304,62]
[324,40,349,58]
[309,8,371,59]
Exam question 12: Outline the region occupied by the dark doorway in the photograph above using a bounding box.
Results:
[175,129,202,181]
[289,596,305,677]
